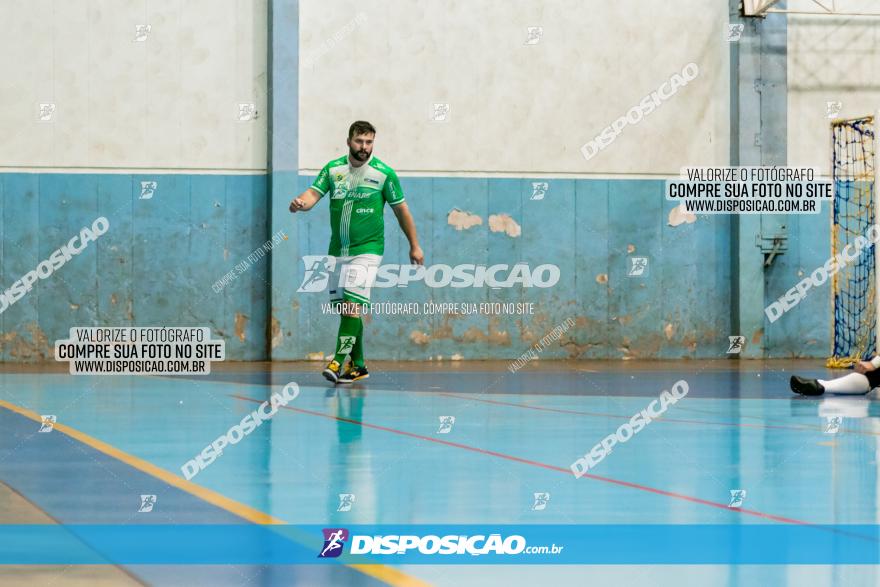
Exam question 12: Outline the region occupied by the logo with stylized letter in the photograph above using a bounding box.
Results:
[319,528,349,558]
[140,181,157,200]
[238,103,258,121]
[39,415,56,433]
[826,101,842,119]
[729,489,746,508]
[139,494,157,513]
[727,24,744,42]
[628,257,648,277]
[531,182,549,200]
[525,26,543,45]
[437,416,456,434]
[38,103,56,122]
[337,494,356,512]
[337,336,356,355]
[430,103,450,122]
[727,336,746,354]
[298,256,336,293]
[531,492,550,511]
[824,416,843,434]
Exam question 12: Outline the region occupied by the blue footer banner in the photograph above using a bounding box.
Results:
[2,524,879,565]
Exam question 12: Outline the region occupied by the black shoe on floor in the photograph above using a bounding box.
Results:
[322,359,342,384]
[790,375,825,396]
[339,364,369,384]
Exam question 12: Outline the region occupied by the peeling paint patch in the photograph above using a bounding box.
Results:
[451,353,463,360]
[110,293,118,305]
[271,316,282,348]
[487,317,511,346]
[461,327,485,343]
[488,214,521,238]
[447,208,483,231]
[306,352,324,361]
[664,322,675,340]
[69,303,79,310]
[410,330,430,345]
[596,273,608,284]
[433,321,454,340]
[668,203,696,226]
[234,313,248,342]
[627,244,636,253]
[751,328,763,345]
[0,323,51,361]
[561,340,590,359]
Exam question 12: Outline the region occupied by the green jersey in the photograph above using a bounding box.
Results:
[309,154,405,257]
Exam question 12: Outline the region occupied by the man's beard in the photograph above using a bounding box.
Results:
[349,148,370,162]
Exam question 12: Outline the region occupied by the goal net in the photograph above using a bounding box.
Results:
[828,115,877,368]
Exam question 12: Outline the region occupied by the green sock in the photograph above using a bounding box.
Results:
[350,318,365,367]
[333,315,360,364]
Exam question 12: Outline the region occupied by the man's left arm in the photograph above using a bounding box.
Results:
[391,202,424,265]
[383,169,424,265]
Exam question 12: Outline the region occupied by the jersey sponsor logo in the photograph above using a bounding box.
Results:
[365,177,380,185]
[355,207,375,214]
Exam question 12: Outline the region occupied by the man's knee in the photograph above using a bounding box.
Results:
[341,301,361,317]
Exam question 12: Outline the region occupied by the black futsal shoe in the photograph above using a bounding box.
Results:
[323,359,342,384]
[789,375,825,396]
[339,364,369,384]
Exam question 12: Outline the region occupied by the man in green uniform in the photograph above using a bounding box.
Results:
[290,121,424,383]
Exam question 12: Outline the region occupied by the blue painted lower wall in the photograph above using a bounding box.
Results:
[0,173,269,361]
[762,211,834,359]
[281,175,735,361]
[0,172,832,361]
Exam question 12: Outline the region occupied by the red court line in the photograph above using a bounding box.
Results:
[230,394,809,526]
[437,392,822,434]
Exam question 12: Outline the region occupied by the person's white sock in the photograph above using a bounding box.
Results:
[818,372,872,395]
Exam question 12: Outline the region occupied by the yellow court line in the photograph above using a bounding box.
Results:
[0,398,431,587]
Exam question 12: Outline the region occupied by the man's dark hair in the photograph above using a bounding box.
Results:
[348,120,376,139]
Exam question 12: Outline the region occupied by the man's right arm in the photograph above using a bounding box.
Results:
[290,163,331,213]
[289,188,322,213]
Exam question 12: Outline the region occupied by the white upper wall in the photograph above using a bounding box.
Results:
[788,0,880,171]
[0,0,267,171]
[300,0,730,175]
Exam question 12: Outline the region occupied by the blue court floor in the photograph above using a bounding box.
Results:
[2,360,880,586]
